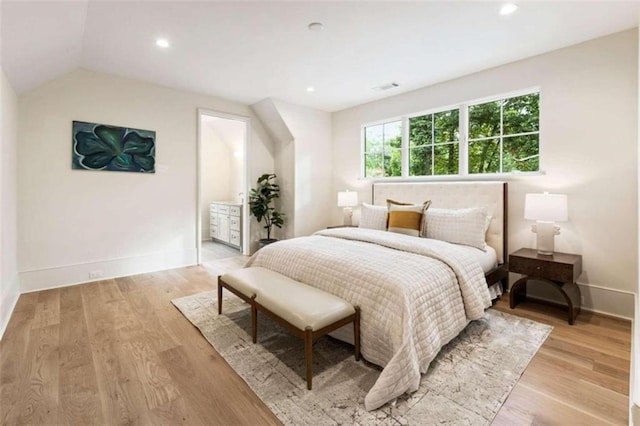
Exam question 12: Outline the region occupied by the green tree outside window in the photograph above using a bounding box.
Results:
[468,93,539,174]
[364,120,402,177]
[362,91,539,177]
[409,109,459,176]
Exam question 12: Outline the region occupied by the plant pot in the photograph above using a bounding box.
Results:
[258,239,278,249]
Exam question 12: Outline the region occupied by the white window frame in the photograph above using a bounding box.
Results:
[466,88,541,175]
[361,87,541,180]
[361,116,404,179]
[405,105,461,178]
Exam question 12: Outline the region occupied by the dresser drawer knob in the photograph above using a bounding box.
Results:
[536,266,541,270]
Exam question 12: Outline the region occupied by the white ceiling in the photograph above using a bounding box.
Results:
[2,1,639,112]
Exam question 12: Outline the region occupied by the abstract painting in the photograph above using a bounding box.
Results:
[72,121,156,173]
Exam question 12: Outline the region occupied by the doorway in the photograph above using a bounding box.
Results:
[197,109,250,264]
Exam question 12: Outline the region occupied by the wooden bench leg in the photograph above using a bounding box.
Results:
[354,306,361,361]
[305,327,313,390]
[251,295,257,344]
[217,277,223,315]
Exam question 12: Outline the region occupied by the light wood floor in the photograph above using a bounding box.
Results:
[201,240,241,263]
[0,264,631,425]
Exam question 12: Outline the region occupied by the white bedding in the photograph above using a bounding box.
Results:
[456,244,498,273]
[246,227,492,411]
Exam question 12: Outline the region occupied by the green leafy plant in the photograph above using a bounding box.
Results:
[249,173,285,241]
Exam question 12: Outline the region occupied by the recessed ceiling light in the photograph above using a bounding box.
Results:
[499,3,518,15]
[156,38,170,48]
[306,86,315,92]
[308,22,324,31]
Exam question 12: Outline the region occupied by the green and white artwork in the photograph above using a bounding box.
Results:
[72,121,156,173]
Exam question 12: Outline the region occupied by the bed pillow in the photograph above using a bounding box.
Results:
[359,203,388,231]
[423,206,489,250]
[386,199,431,237]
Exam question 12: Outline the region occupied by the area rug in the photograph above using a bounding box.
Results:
[172,291,552,425]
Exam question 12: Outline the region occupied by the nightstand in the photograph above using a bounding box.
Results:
[326,225,357,229]
[509,248,582,325]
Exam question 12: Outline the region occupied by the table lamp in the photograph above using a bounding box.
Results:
[337,190,358,226]
[524,192,568,255]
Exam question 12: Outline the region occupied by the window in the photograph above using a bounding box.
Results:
[364,120,402,177]
[468,92,539,174]
[361,90,539,178]
[409,109,459,176]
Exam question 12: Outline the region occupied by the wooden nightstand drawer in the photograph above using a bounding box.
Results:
[509,248,582,283]
[510,256,571,282]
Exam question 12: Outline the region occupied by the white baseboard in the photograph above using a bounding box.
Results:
[19,248,197,293]
[577,282,635,320]
[0,278,20,341]
[508,272,634,320]
[631,402,640,426]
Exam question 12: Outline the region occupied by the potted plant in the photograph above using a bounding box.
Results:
[249,173,285,248]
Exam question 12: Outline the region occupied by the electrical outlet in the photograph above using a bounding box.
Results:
[89,270,103,279]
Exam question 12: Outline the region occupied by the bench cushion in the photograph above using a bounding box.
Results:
[223,267,355,331]
[254,279,355,332]
[220,267,275,298]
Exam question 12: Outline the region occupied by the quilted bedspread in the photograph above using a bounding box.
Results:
[246,227,491,411]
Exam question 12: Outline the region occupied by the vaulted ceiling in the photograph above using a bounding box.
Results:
[2,1,638,112]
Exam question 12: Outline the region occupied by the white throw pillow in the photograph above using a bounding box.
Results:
[359,203,388,231]
[424,206,489,250]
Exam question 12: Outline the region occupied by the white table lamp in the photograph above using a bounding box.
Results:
[524,192,568,255]
[337,191,358,226]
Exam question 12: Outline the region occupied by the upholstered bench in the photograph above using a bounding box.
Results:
[218,267,361,390]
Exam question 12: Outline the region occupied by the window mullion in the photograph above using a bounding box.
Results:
[381,123,386,176]
[499,101,504,173]
[430,114,434,175]
[401,116,409,178]
[361,127,366,178]
[459,105,468,176]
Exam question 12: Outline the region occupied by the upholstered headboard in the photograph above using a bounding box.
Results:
[373,181,508,264]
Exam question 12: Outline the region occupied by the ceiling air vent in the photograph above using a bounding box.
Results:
[373,82,400,91]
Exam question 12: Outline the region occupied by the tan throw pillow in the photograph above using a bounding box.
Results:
[386,199,431,237]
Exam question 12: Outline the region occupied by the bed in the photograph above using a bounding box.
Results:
[373,181,509,296]
[246,181,508,411]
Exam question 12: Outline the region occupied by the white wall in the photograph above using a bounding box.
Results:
[253,99,333,239]
[18,69,274,291]
[332,29,638,318]
[200,123,232,240]
[273,137,295,240]
[252,98,295,240]
[632,19,640,425]
[0,68,20,338]
[230,154,243,203]
[272,100,333,237]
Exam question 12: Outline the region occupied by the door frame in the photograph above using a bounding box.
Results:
[196,108,251,264]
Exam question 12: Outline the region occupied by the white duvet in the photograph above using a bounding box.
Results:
[246,227,491,411]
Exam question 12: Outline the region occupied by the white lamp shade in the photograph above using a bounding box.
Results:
[524,193,568,222]
[337,191,358,207]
